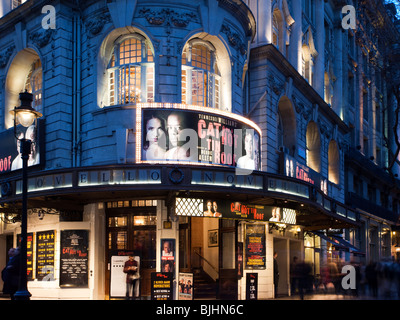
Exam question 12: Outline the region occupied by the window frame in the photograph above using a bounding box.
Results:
[106,34,155,106]
[181,40,221,109]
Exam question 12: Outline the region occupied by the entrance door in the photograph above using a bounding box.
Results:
[106,203,157,299]
[218,219,237,300]
[273,238,289,297]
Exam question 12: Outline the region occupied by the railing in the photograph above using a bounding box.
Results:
[193,249,219,275]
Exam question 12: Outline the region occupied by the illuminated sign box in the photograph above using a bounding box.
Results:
[136,103,262,172]
[175,198,296,224]
[280,152,328,196]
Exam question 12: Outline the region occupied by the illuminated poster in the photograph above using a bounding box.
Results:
[161,239,175,274]
[36,230,55,281]
[246,273,258,300]
[176,197,297,225]
[244,224,265,270]
[280,152,328,195]
[17,232,34,281]
[138,104,261,170]
[151,272,173,300]
[60,230,89,288]
[0,120,43,174]
[178,272,193,300]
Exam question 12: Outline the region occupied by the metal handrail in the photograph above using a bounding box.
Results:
[193,249,219,275]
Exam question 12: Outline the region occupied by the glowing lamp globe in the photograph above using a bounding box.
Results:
[10,91,42,128]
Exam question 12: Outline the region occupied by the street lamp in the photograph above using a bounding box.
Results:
[10,91,42,300]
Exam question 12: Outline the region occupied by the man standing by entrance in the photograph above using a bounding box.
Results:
[273,252,279,298]
[124,255,138,300]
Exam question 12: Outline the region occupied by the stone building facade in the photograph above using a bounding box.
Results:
[0,0,398,300]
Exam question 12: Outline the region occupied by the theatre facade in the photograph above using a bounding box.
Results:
[0,0,361,300]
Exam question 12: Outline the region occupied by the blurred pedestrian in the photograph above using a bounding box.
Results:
[295,260,312,300]
[327,258,340,294]
[1,247,20,300]
[365,261,378,298]
[290,256,298,296]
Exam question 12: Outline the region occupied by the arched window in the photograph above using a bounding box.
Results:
[181,40,221,108]
[306,122,321,173]
[5,49,42,129]
[106,35,154,106]
[277,96,296,156]
[328,140,340,184]
[24,59,43,115]
[272,12,280,49]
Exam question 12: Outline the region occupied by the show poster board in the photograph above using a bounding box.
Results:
[60,230,89,288]
[17,232,34,281]
[178,272,193,300]
[110,255,140,298]
[244,224,266,270]
[151,272,173,300]
[36,230,55,281]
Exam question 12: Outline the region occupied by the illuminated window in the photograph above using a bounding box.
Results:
[107,36,154,106]
[328,140,340,184]
[306,122,321,173]
[24,59,43,115]
[272,13,279,48]
[181,40,221,108]
[11,0,22,10]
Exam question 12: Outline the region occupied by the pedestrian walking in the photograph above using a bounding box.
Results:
[1,247,20,300]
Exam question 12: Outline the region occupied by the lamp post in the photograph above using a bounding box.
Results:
[10,91,42,300]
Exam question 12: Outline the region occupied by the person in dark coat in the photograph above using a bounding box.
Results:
[273,252,279,298]
[1,247,20,300]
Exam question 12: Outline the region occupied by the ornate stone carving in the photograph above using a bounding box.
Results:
[220,23,247,56]
[0,45,15,68]
[29,29,55,48]
[85,12,112,37]
[268,74,284,96]
[139,8,196,28]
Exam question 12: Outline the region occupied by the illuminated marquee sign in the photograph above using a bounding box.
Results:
[136,103,262,171]
[280,153,328,195]
[175,198,296,224]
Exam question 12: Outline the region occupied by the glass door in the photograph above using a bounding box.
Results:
[106,202,156,299]
[218,219,237,300]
